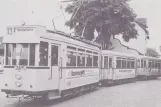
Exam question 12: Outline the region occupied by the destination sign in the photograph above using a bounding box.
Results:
[68,70,85,77]
[7,27,34,35]
[16,28,34,32]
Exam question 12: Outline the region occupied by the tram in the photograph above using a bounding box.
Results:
[137,56,161,80]
[1,25,101,99]
[100,50,137,85]
[1,25,161,101]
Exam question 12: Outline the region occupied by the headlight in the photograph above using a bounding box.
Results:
[15,74,22,80]
[15,81,22,87]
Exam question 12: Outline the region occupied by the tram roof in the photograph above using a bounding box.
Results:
[101,50,137,58]
[47,30,100,48]
[3,25,101,48]
[137,55,161,60]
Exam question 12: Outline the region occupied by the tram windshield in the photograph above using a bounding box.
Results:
[5,44,35,66]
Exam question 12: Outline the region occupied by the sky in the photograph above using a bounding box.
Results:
[0,0,161,52]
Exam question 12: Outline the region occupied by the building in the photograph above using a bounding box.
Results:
[108,18,149,56]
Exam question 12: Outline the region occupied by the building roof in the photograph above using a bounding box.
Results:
[110,37,144,55]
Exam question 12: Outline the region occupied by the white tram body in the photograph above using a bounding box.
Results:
[100,50,137,84]
[1,25,100,98]
[137,56,161,79]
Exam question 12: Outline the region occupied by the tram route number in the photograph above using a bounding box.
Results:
[68,70,85,77]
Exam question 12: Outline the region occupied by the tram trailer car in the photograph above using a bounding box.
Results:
[100,50,137,85]
[1,25,101,100]
[136,56,161,80]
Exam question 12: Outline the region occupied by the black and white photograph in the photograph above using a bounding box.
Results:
[0,0,161,107]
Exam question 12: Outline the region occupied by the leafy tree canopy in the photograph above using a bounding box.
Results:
[145,48,160,58]
[65,0,149,46]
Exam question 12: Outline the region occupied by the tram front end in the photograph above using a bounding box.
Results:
[1,26,60,99]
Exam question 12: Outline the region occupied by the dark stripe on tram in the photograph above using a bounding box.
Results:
[4,66,50,69]
[27,67,50,69]
[61,67,99,69]
[4,66,14,68]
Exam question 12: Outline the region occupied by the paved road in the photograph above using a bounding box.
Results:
[1,78,161,107]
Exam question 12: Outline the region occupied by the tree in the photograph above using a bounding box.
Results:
[145,48,160,58]
[64,0,149,47]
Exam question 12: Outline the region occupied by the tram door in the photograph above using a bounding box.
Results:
[109,57,114,80]
[50,44,60,89]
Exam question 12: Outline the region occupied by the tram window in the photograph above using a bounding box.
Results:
[10,44,29,66]
[127,60,131,68]
[67,51,76,66]
[67,46,76,50]
[29,44,35,66]
[86,50,92,53]
[5,44,12,65]
[19,44,28,65]
[93,56,98,67]
[148,61,152,68]
[158,63,161,68]
[122,59,126,68]
[104,56,108,68]
[144,60,146,68]
[109,58,112,68]
[116,58,121,68]
[39,41,48,66]
[77,53,85,67]
[152,61,155,68]
[137,60,140,67]
[78,48,85,52]
[12,44,16,65]
[141,60,143,68]
[131,61,135,68]
[155,62,158,68]
[86,54,92,67]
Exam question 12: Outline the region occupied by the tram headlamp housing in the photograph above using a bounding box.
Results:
[15,81,22,87]
[15,74,22,80]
